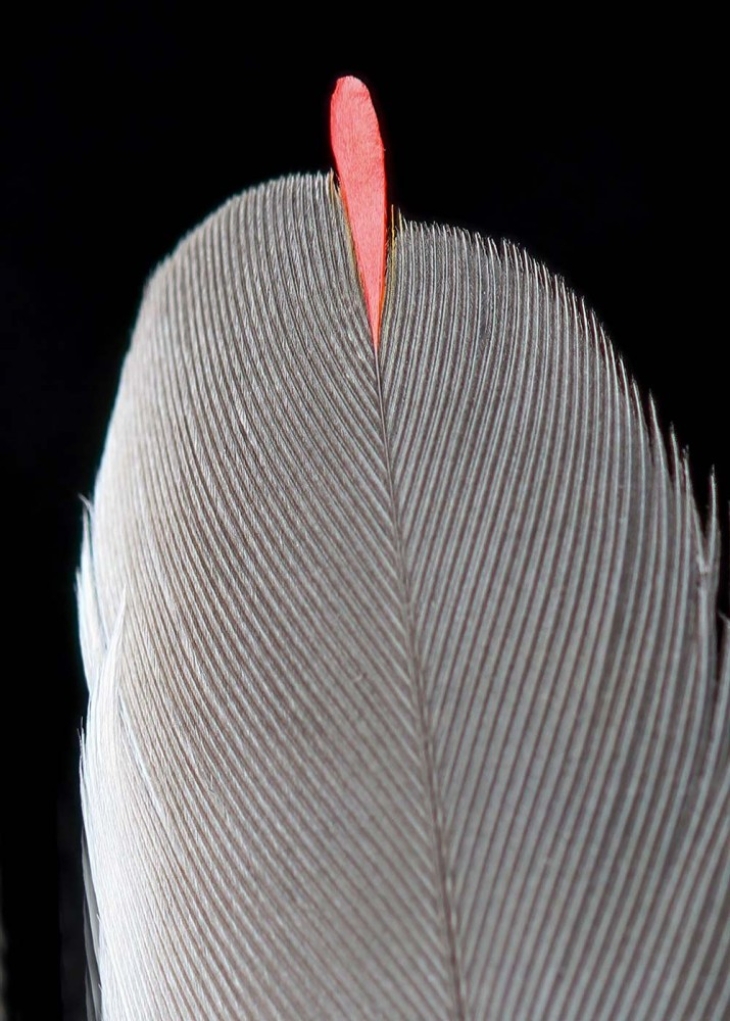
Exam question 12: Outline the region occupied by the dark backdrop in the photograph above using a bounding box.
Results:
[1,16,721,1020]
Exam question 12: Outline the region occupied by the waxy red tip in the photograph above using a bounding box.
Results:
[330,76,388,351]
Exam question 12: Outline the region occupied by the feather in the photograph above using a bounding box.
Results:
[78,82,730,1020]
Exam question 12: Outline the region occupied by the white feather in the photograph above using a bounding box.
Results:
[79,173,730,1019]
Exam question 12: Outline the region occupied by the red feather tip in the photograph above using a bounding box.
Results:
[330,76,388,351]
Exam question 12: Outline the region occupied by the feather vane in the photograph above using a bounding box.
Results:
[78,170,730,1019]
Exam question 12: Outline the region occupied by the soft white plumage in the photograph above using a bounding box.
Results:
[79,173,730,1019]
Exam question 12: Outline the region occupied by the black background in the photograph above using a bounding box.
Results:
[1,16,722,1020]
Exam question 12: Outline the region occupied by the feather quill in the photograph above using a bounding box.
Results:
[78,82,730,1019]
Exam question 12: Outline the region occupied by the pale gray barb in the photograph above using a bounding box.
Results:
[78,173,730,1020]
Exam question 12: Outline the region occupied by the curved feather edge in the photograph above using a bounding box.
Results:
[78,173,730,1020]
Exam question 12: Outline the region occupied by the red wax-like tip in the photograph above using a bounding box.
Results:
[330,76,387,351]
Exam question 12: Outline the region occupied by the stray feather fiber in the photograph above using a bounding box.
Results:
[78,169,730,1019]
